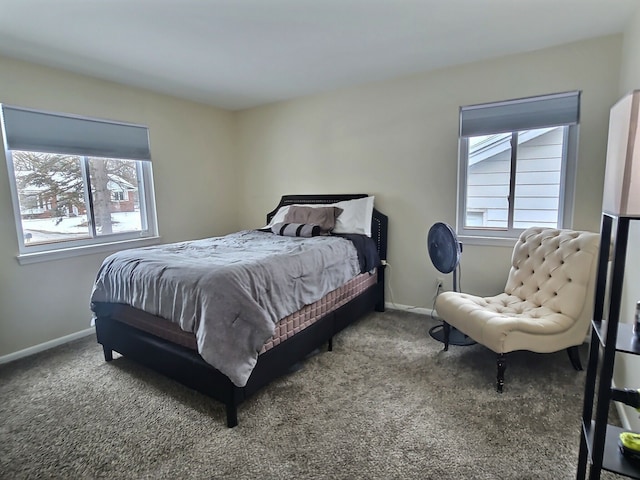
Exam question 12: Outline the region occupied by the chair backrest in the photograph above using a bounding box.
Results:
[505,227,600,327]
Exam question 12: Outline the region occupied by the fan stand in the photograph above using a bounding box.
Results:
[428,264,476,346]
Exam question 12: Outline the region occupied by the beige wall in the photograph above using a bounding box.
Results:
[0,55,238,357]
[236,35,622,307]
[613,7,640,431]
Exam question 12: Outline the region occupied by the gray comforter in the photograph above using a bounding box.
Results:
[90,230,360,387]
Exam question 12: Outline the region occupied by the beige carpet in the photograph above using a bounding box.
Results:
[0,310,610,479]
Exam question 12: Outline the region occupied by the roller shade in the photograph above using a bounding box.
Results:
[1,104,151,161]
[460,91,580,138]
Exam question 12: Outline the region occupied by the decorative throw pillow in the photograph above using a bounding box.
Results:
[283,206,343,233]
[271,222,321,237]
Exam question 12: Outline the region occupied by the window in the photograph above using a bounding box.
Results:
[111,190,127,202]
[1,105,158,261]
[457,91,580,242]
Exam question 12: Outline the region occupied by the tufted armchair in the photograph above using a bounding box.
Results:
[434,227,600,392]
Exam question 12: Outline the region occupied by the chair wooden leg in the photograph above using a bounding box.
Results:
[442,322,451,351]
[496,354,506,393]
[567,345,583,371]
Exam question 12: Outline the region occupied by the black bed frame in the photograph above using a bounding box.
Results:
[94,194,388,427]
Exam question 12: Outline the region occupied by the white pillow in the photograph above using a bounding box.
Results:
[331,196,374,237]
[264,196,375,237]
[264,205,293,228]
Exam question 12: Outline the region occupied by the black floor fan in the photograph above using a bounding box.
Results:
[427,222,475,346]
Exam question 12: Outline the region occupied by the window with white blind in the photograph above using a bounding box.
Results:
[1,105,158,262]
[457,91,580,243]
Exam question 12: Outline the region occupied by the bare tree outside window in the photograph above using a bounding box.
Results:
[90,158,114,235]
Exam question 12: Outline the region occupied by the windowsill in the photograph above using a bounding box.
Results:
[16,236,162,265]
[457,235,518,248]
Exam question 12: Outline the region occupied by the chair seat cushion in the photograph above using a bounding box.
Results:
[435,291,581,354]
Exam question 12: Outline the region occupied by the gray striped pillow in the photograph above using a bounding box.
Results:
[271,222,321,237]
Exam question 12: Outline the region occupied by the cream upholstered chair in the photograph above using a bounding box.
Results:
[434,227,600,392]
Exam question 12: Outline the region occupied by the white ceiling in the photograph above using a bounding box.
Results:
[0,0,638,111]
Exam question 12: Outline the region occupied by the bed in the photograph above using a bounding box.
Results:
[91,194,388,427]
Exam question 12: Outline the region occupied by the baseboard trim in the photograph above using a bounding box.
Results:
[385,302,438,318]
[0,327,95,365]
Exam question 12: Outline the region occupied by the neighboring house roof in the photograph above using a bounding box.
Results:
[468,127,554,166]
[106,174,137,192]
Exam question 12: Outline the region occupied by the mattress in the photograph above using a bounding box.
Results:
[109,270,377,355]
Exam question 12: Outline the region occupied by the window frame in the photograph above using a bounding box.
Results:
[456,92,580,245]
[1,105,159,264]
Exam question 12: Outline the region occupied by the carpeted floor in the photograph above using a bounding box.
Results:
[0,310,614,479]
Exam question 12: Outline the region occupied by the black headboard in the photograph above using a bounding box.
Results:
[266,194,388,261]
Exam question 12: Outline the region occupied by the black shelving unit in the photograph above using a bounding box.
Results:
[577,213,640,479]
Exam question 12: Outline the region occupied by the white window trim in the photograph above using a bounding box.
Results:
[16,235,162,265]
[456,234,519,248]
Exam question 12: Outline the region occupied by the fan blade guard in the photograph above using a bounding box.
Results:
[428,222,460,274]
